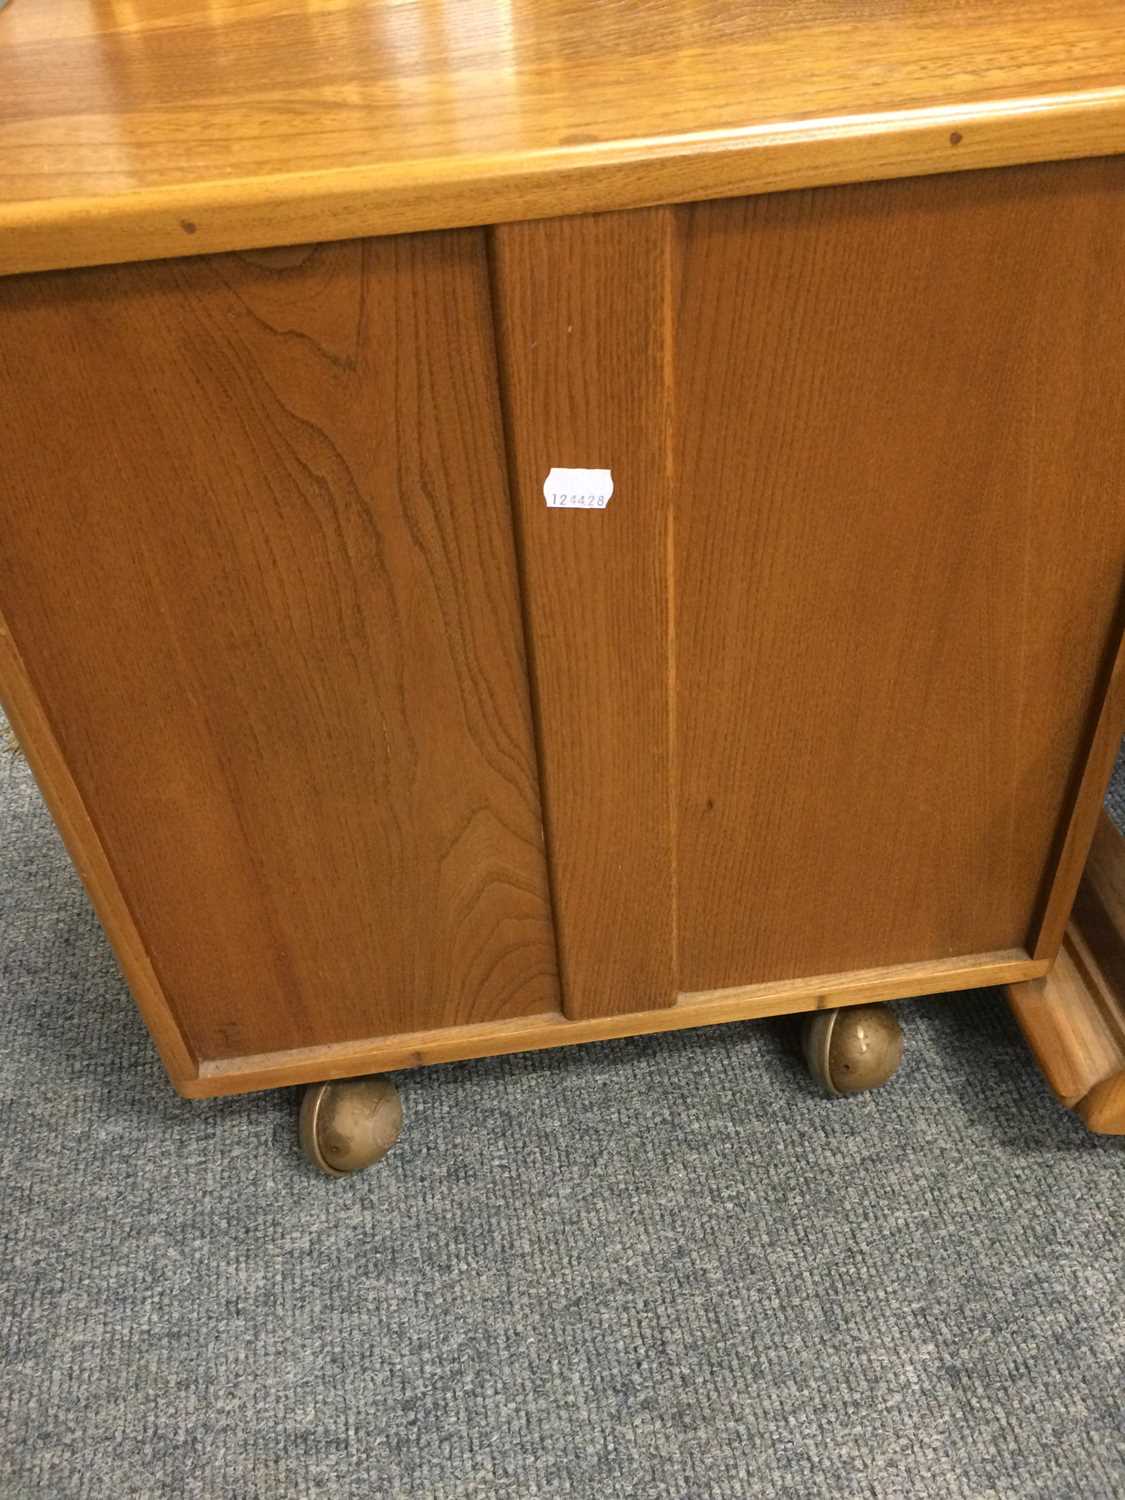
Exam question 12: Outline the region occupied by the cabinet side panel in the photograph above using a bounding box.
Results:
[0,233,560,1063]
[675,158,1125,990]
[490,211,678,1017]
[0,618,198,1089]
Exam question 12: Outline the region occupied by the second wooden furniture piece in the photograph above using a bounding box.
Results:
[1007,812,1125,1135]
[0,1,1122,1172]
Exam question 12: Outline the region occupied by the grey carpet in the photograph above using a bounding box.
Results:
[1107,747,1125,833]
[2,727,1124,1500]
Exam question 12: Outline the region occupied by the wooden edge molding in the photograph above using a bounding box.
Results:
[1007,812,1125,1134]
[191,948,1044,1098]
[0,615,198,1087]
[1031,617,1125,961]
[2,88,1125,279]
[1079,1072,1125,1133]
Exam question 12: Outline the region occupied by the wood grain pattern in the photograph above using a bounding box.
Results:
[497,162,1124,1014]
[1006,933,1122,1109]
[491,212,677,1017]
[3,156,1122,1096]
[1007,813,1125,1134]
[674,158,1125,989]
[0,616,197,1088]
[191,947,1044,1097]
[0,233,560,1063]
[3,1,1125,275]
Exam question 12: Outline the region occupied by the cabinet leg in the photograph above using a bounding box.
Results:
[1006,812,1125,1134]
[299,1076,402,1177]
[803,1004,904,1097]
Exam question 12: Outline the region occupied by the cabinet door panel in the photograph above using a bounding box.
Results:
[675,161,1125,990]
[496,158,1125,1012]
[491,211,678,1019]
[0,232,560,1064]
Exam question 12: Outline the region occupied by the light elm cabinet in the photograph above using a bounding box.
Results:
[1,1,1122,1169]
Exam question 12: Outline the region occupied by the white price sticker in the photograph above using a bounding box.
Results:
[543,466,614,510]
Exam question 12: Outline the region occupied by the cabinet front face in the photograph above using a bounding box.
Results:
[2,159,1123,1087]
[0,232,561,1066]
[493,157,1125,1016]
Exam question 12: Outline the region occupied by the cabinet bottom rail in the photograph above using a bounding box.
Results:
[186,947,1044,1098]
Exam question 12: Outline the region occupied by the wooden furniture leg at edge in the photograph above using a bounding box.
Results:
[1006,811,1125,1134]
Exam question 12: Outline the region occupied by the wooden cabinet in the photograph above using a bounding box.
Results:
[0,2,1122,1159]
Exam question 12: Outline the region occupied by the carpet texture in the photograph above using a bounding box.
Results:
[2,729,1124,1500]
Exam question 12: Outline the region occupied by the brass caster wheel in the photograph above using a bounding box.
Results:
[803,1004,903,1097]
[300,1076,402,1178]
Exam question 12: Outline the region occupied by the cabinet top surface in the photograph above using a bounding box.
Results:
[2,0,1125,276]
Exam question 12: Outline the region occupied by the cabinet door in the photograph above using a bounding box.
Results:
[0,232,560,1082]
[492,157,1125,1016]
